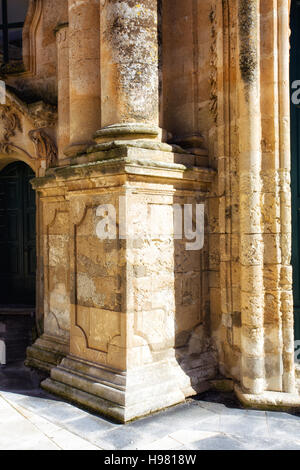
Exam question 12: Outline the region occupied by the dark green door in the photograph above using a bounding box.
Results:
[0,162,36,306]
[291,0,300,341]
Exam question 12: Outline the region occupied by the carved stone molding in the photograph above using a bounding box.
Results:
[0,105,22,154]
[29,129,58,167]
[209,5,218,123]
[23,0,43,75]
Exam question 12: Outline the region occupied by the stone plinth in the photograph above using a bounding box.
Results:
[30,146,217,422]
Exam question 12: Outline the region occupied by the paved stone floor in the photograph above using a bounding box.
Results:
[0,362,300,450]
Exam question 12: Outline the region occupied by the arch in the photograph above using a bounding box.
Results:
[0,152,36,174]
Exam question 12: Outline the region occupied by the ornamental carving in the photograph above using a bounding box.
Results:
[0,105,22,154]
[28,101,57,128]
[28,129,58,167]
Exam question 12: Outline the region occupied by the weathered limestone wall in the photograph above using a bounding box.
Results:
[208,0,298,406]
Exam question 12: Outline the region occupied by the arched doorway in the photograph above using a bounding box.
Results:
[0,161,36,306]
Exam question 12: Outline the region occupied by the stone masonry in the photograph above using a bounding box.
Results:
[0,0,299,422]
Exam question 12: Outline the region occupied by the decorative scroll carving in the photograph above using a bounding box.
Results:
[28,101,57,128]
[29,129,58,167]
[0,105,22,154]
[0,89,57,130]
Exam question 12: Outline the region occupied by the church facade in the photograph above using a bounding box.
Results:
[0,0,299,422]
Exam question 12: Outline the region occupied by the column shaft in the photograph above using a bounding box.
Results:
[278,0,296,393]
[237,0,265,394]
[97,0,161,143]
[56,24,70,160]
[65,0,101,157]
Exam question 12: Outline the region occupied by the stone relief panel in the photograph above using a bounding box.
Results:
[69,194,123,365]
[44,203,70,342]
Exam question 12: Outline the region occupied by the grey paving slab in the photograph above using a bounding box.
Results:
[132,401,219,430]
[190,414,221,433]
[189,434,248,450]
[127,417,175,441]
[34,401,92,424]
[64,414,117,438]
[266,415,300,442]
[10,394,65,413]
[219,414,269,439]
[193,400,228,415]
[239,435,300,451]
[91,426,149,450]
[1,363,300,450]
[266,410,300,422]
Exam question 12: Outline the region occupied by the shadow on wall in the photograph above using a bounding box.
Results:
[173,193,218,394]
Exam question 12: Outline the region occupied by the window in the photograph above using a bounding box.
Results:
[0,0,29,65]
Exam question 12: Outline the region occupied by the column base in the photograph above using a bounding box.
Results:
[41,354,214,423]
[25,334,69,374]
[64,142,94,158]
[94,123,169,144]
[235,384,300,412]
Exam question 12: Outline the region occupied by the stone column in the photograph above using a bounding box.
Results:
[259,0,282,393]
[233,0,299,408]
[96,0,162,144]
[55,23,70,160]
[278,0,296,393]
[237,0,265,395]
[64,0,101,157]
